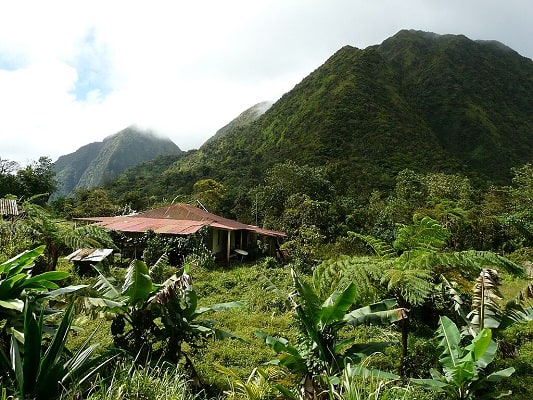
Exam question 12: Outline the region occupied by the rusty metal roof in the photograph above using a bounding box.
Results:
[88,216,208,235]
[0,198,19,216]
[79,203,286,237]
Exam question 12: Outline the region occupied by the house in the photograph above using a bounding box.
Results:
[78,203,286,264]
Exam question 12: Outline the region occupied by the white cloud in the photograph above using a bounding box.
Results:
[0,0,532,165]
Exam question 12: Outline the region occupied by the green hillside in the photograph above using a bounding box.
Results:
[160,31,531,195]
[106,30,532,205]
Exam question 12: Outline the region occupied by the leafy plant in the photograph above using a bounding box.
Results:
[442,269,533,339]
[84,258,243,368]
[22,202,115,271]
[0,300,114,400]
[353,215,523,377]
[257,268,406,398]
[412,316,515,399]
[0,245,86,344]
[215,364,281,400]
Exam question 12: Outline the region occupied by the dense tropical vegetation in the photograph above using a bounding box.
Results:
[1,29,532,399]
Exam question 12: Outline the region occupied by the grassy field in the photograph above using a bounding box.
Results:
[58,253,533,399]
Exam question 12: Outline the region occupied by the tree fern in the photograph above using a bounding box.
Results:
[393,216,449,252]
[312,256,382,304]
[350,232,396,259]
[381,267,433,306]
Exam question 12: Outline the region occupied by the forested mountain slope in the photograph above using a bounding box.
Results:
[111,30,533,201]
[53,126,182,197]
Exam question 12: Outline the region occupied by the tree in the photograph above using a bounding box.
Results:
[507,163,533,246]
[192,178,225,213]
[251,161,333,230]
[353,216,523,377]
[16,157,57,205]
[64,188,118,218]
[0,158,21,197]
[22,202,115,272]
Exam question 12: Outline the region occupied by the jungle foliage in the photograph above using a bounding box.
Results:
[1,29,532,400]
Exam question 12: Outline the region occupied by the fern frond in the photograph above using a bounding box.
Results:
[381,268,433,306]
[393,216,448,253]
[312,256,385,304]
[350,233,396,259]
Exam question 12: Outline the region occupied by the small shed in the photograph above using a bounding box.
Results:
[65,248,114,274]
[0,198,19,218]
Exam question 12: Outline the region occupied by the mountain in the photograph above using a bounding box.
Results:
[53,126,182,197]
[205,101,273,144]
[159,30,532,194]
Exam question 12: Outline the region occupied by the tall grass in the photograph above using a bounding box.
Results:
[76,361,208,400]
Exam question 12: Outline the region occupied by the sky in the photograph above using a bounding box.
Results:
[1,0,532,166]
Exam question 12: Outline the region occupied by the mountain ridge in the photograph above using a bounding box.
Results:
[53,126,182,197]
[84,30,532,210]
[157,30,532,195]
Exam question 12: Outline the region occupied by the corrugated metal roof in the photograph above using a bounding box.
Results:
[79,203,286,237]
[65,248,113,262]
[0,198,19,216]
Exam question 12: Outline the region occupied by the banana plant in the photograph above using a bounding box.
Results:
[256,268,406,399]
[0,245,86,345]
[412,316,515,400]
[0,300,114,400]
[442,270,533,339]
[84,259,243,365]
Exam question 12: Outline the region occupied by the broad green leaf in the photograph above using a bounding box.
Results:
[22,302,42,396]
[411,377,448,391]
[39,284,88,298]
[122,260,155,303]
[344,298,405,326]
[437,316,461,367]
[482,367,515,383]
[37,302,74,389]
[10,335,24,395]
[465,328,492,364]
[93,270,121,299]
[0,246,45,275]
[291,269,321,325]
[319,283,356,326]
[342,341,396,358]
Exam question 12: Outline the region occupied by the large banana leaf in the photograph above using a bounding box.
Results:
[121,259,157,304]
[437,316,462,368]
[319,283,357,326]
[343,298,406,326]
[0,246,45,275]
